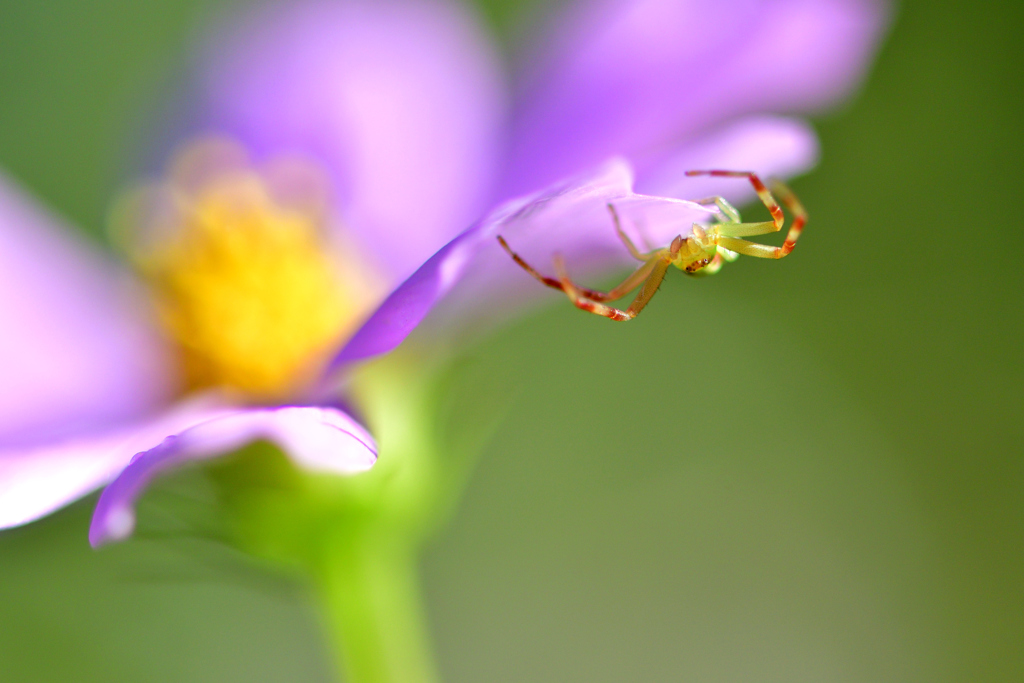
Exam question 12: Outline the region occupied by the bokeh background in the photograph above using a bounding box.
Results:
[1,0,1021,680]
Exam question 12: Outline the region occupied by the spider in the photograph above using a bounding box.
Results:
[497,170,807,321]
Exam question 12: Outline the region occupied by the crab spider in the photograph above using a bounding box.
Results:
[497,170,807,321]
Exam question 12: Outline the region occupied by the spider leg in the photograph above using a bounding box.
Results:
[685,171,807,258]
[607,203,652,261]
[497,236,608,300]
[695,198,776,238]
[694,196,741,223]
[562,253,664,302]
[554,253,672,321]
[687,170,785,227]
[608,202,663,254]
[769,178,807,255]
[692,195,776,247]
[498,235,667,303]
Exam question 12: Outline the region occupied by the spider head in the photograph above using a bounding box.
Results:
[670,225,718,274]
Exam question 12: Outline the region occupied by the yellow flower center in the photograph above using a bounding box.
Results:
[115,140,383,400]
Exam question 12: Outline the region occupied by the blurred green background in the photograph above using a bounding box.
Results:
[1,0,1021,680]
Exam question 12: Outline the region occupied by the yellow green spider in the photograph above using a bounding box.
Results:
[497,170,807,321]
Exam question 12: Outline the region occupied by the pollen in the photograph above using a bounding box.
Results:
[114,140,383,400]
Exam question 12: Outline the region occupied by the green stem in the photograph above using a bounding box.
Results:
[304,351,496,682]
[318,532,438,683]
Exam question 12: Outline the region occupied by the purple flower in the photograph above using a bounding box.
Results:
[0,0,888,544]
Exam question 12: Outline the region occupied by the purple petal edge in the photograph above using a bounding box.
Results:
[89,405,377,546]
[0,395,230,531]
[326,220,484,367]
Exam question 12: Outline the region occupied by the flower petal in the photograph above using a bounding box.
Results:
[0,171,176,448]
[197,0,506,283]
[331,117,820,369]
[0,395,231,531]
[329,159,716,367]
[504,0,888,194]
[89,405,377,546]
